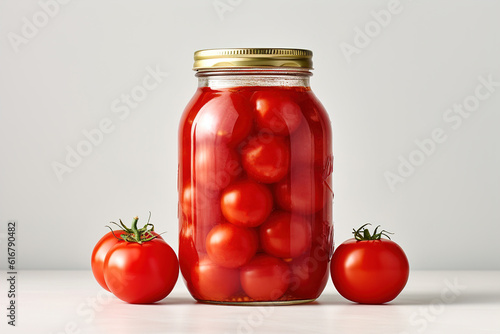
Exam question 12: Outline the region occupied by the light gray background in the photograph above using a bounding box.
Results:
[0,0,498,270]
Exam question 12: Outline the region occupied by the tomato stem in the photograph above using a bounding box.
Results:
[130,216,141,243]
[107,214,160,244]
[353,223,393,241]
[105,225,123,240]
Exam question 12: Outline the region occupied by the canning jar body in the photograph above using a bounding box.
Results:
[179,70,333,305]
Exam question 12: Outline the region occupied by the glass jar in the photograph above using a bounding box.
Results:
[178,48,333,305]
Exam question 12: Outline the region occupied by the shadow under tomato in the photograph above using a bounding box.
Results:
[390,291,500,306]
[316,290,500,306]
[154,297,196,305]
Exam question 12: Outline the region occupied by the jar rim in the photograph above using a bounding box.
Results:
[193,48,313,70]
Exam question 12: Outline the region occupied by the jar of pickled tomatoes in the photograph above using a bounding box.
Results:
[178,48,333,305]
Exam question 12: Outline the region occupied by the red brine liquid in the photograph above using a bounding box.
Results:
[179,85,333,304]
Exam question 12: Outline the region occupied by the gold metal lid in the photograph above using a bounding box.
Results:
[193,48,313,70]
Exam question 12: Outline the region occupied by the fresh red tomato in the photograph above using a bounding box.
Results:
[91,230,127,291]
[252,91,303,135]
[206,223,258,268]
[104,237,179,304]
[194,143,242,191]
[331,224,409,304]
[259,211,312,258]
[98,216,179,304]
[241,135,290,183]
[240,254,290,301]
[195,91,253,146]
[288,251,330,299]
[220,180,273,227]
[191,257,241,301]
[274,167,328,214]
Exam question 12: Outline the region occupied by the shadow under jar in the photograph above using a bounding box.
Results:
[178,48,333,305]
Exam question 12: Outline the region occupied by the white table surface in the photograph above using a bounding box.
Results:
[2,270,499,334]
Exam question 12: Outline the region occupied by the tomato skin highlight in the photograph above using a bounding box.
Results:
[91,230,127,291]
[241,135,290,183]
[252,91,303,136]
[259,211,312,259]
[330,238,409,304]
[103,238,179,304]
[221,180,273,228]
[181,183,195,219]
[240,255,291,301]
[196,91,253,146]
[206,223,258,268]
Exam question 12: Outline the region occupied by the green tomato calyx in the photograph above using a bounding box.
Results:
[107,212,160,244]
[353,223,393,241]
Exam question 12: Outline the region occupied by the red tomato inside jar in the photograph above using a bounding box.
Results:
[179,48,333,304]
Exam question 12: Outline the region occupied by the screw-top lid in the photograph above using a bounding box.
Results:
[193,48,313,70]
